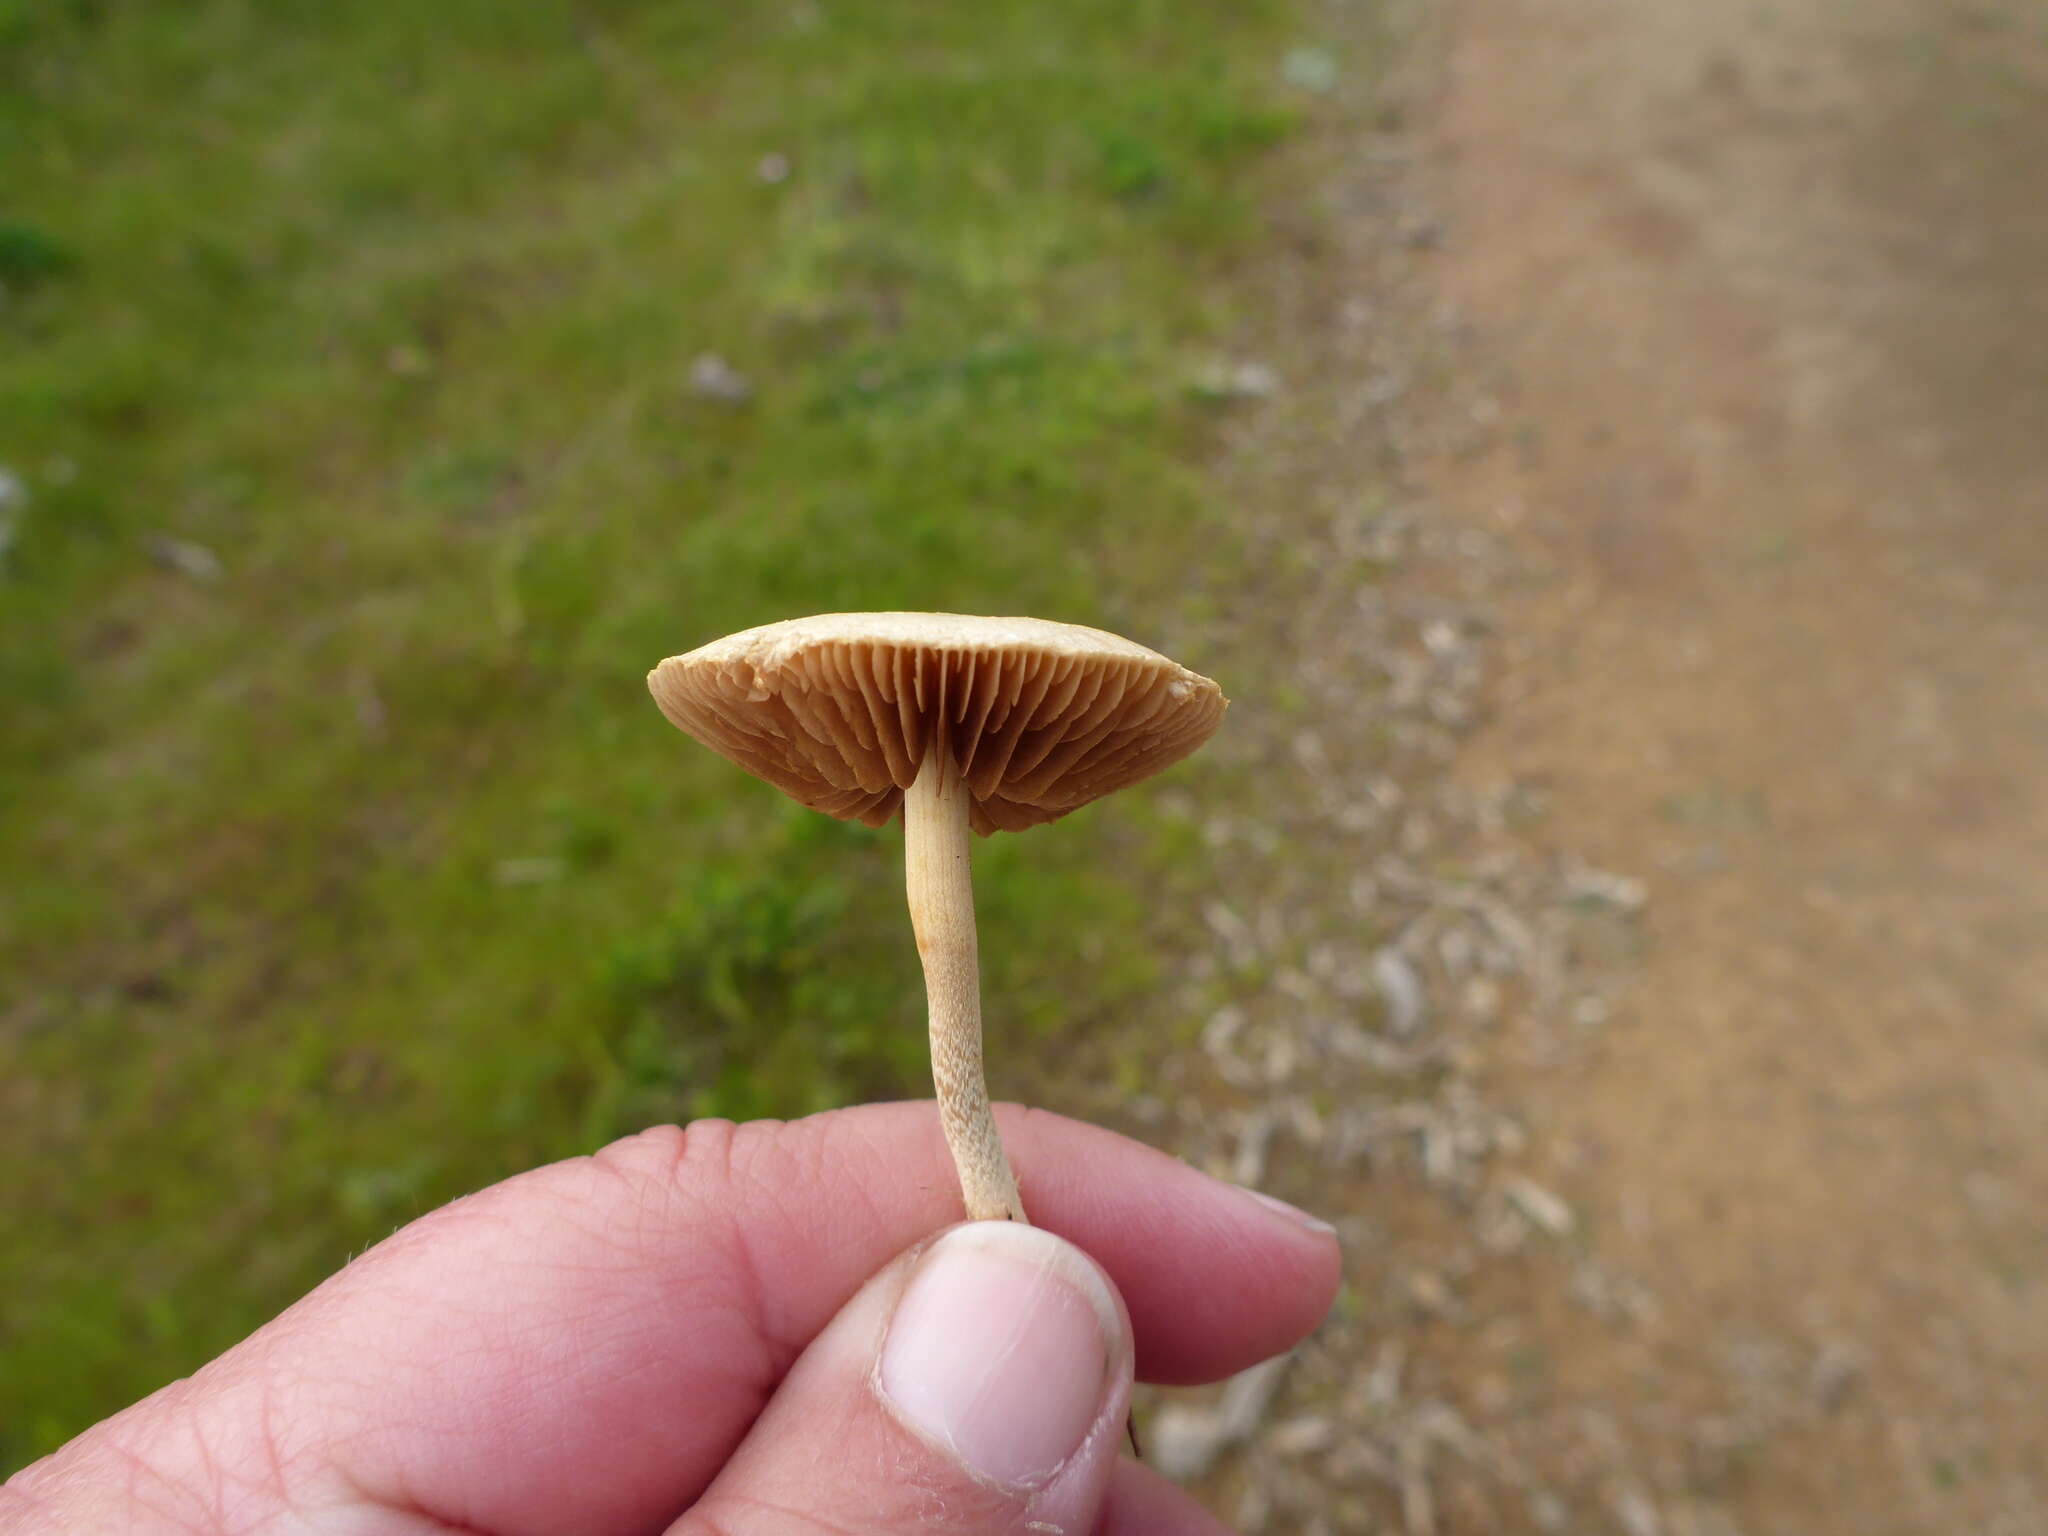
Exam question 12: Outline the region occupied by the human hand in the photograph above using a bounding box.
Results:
[1,1104,1340,1534]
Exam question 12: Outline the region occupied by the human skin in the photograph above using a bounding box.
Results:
[0,1104,1341,1535]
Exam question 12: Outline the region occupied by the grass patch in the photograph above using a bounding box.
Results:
[1,0,1310,1464]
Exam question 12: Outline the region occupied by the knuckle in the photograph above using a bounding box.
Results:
[592,1118,739,1192]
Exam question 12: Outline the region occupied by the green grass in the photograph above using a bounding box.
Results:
[1,0,1311,1465]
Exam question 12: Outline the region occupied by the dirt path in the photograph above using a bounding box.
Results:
[1059,3,2045,1527]
[1113,0,2047,1529]
[1423,0,2048,1528]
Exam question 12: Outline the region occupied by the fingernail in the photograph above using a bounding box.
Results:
[879,1222,1121,1486]
[1240,1185,1339,1236]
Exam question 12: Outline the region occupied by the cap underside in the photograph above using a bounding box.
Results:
[649,613,1226,834]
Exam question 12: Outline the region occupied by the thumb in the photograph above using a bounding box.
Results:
[675,1220,1135,1535]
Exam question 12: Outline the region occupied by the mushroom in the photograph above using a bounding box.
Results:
[648,613,1227,1221]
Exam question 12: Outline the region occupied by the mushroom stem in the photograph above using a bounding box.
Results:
[903,739,1027,1222]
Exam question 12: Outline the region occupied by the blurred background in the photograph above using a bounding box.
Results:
[4,1,2045,1531]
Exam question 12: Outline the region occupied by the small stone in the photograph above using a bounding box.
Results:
[756,151,792,184]
[493,856,565,886]
[1505,1175,1576,1237]
[1148,1355,1292,1481]
[1406,1269,1461,1319]
[1231,1107,1278,1187]
[1374,946,1426,1036]
[1216,1352,1293,1439]
[1282,46,1341,94]
[1149,1406,1228,1482]
[1565,864,1648,912]
[146,534,224,583]
[1268,1415,1335,1456]
[1193,360,1280,402]
[1367,1337,1407,1408]
[1612,1487,1662,1536]
[689,352,754,403]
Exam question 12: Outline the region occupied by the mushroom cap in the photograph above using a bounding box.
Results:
[648,612,1227,834]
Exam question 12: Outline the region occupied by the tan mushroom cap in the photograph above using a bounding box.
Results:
[649,612,1227,834]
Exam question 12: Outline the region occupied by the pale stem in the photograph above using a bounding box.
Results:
[903,739,1027,1222]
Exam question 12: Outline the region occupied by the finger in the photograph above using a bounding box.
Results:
[677,1221,1136,1536]
[300,1105,1334,1536]
[7,1106,1336,1536]
[991,1105,1338,1384]
[1100,1457,1240,1535]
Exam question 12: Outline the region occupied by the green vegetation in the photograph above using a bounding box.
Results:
[1,0,1310,1465]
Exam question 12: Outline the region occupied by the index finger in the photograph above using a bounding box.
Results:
[20,1104,1338,1536]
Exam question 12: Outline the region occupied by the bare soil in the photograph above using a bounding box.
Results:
[1109,0,2048,1530]
[1428,0,2048,1528]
